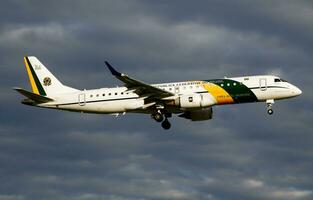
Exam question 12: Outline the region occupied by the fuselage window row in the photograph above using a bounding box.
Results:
[88,91,130,98]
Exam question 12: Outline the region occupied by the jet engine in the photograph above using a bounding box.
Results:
[166,93,216,109]
[178,107,213,121]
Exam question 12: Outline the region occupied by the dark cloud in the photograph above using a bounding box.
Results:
[1,0,313,200]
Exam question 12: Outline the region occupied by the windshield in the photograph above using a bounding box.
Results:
[274,78,287,82]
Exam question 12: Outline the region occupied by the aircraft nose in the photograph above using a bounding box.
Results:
[293,86,302,96]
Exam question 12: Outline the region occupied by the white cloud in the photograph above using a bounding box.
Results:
[240,178,313,199]
[0,23,67,43]
[243,179,264,188]
[271,189,313,199]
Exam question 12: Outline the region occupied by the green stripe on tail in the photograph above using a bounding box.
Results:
[25,57,46,96]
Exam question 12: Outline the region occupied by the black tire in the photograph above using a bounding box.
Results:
[161,119,171,130]
[267,109,273,115]
[153,113,164,122]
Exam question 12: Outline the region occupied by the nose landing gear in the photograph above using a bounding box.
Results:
[267,108,273,115]
[266,99,274,115]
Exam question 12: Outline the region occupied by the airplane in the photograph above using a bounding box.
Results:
[14,56,302,130]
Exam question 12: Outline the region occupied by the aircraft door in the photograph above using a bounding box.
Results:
[259,78,267,91]
[78,93,86,106]
[175,86,180,94]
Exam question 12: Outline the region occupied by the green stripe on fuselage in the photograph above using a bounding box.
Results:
[207,79,258,103]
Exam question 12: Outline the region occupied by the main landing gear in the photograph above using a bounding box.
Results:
[161,118,171,130]
[151,111,172,130]
[266,99,274,115]
[152,112,164,122]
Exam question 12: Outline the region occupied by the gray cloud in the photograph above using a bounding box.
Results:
[1,0,313,200]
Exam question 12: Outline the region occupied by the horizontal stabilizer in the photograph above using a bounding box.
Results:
[13,87,54,103]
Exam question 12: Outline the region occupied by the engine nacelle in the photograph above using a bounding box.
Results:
[179,107,213,121]
[179,93,215,109]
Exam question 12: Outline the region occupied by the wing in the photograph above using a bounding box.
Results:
[105,61,175,99]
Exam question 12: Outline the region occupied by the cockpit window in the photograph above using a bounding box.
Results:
[274,78,281,82]
[275,78,288,83]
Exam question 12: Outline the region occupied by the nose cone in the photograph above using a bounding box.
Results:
[292,86,302,96]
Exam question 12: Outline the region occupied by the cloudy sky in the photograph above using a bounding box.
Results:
[1,0,313,199]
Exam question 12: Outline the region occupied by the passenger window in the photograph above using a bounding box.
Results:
[121,92,124,95]
[109,93,111,96]
[96,94,99,97]
[115,93,117,95]
[102,94,105,96]
[188,97,193,102]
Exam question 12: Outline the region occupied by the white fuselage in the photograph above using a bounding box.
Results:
[38,75,301,114]
[17,56,302,129]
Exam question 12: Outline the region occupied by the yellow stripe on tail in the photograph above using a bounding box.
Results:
[24,57,39,95]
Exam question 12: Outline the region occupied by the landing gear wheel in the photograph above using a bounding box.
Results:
[152,113,164,122]
[267,108,273,115]
[161,119,171,130]
[266,99,274,116]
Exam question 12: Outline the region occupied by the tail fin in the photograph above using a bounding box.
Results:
[24,56,78,96]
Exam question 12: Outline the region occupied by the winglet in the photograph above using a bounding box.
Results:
[105,61,122,76]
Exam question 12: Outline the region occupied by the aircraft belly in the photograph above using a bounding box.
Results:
[57,99,144,114]
[253,88,291,101]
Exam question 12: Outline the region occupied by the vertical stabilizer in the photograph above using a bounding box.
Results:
[24,56,78,96]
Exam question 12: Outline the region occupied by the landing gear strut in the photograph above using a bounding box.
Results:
[266,99,274,115]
